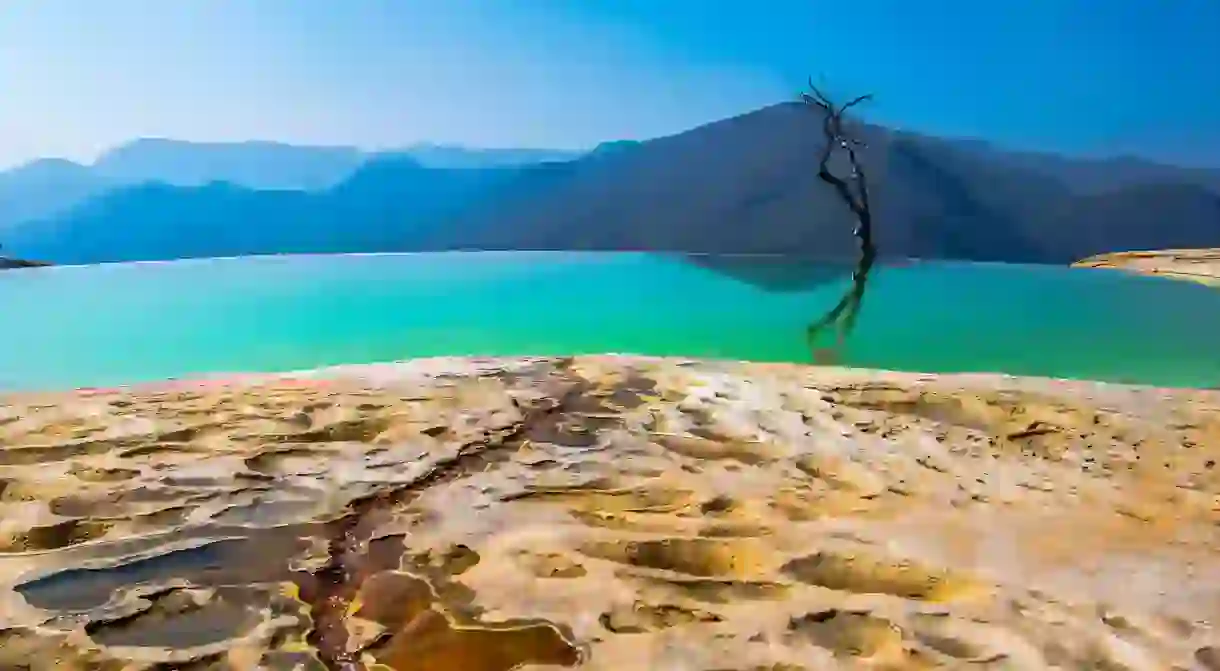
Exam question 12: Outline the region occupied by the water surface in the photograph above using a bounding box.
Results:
[2,251,1218,390]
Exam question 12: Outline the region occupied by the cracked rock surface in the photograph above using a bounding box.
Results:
[1,355,1218,670]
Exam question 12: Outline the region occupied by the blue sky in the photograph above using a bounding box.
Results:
[1,0,1217,169]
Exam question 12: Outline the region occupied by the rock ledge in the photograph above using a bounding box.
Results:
[1,355,1217,670]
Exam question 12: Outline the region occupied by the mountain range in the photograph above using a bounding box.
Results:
[0,141,583,234]
[3,102,1218,266]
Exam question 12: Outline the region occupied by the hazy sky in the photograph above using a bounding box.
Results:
[2,0,1217,169]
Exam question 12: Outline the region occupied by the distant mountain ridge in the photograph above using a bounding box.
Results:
[91,139,367,190]
[401,144,585,169]
[0,159,114,233]
[4,103,1219,265]
[950,139,1220,195]
[0,140,586,232]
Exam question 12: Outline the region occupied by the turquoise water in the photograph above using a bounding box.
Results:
[2,251,1218,390]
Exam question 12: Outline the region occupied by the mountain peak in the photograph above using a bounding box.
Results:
[7,157,92,177]
[90,138,367,191]
[398,144,586,169]
[590,140,642,156]
[97,137,362,157]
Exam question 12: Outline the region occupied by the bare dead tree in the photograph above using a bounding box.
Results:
[800,80,878,364]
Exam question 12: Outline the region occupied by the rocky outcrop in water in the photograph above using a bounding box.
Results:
[0,256,52,269]
[1075,248,1220,287]
[1,355,1218,669]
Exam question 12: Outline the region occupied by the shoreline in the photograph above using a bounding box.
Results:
[5,353,1216,403]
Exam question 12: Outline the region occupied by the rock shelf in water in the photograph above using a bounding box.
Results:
[1075,247,1220,287]
[0,355,1218,669]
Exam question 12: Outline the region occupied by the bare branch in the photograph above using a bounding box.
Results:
[799,79,879,363]
[841,93,873,112]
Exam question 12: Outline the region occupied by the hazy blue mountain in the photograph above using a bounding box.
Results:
[1036,182,1220,255]
[3,156,517,264]
[90,139,582,187]
[951,139,1220,195]
[6,182,319,264]
[399,143,584,168]
[6,102,1219,266]
[0,140,585,234]
[579,140,643,159]
[91,138,367,190]
[0,159,113,232]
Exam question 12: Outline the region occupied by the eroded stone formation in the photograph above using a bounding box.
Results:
[0,356,1218,669]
